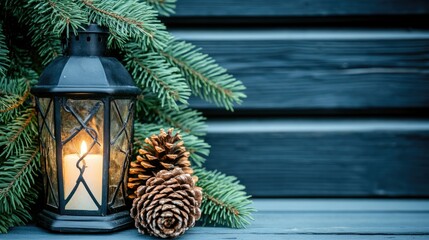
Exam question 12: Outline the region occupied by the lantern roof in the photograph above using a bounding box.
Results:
[32,24,140,96]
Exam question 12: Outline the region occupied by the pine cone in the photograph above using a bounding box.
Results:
[128,128,192,199]
[130,168,202,238]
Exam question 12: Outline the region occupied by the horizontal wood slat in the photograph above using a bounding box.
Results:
[202,119,429,197]
[6,200,429,239]
[170,29,429,112]
[174,0,429,17]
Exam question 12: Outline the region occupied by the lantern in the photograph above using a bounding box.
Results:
[31,24,140,232]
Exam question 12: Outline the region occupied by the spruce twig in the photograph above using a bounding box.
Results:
[145,0,177,16]
[124,43,190,109]
[159,39,246,111]
[0,108,37,158]
[20,0,87,64]
[80,0,169,49]
[0,23,9,76]
[194,168,254,228]
[0,147,40,214]
[136,92,206,136]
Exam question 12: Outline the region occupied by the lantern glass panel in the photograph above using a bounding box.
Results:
[60,98,104,211]
[37,98,58,208]
[109,99,133,209]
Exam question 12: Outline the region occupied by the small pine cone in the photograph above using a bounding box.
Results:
[128,128,192,199]
[130,168,202,238]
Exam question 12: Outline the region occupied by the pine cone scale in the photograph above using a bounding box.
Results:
[130,168,202,238]
[128,129,193,198]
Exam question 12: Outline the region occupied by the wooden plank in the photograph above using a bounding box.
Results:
[252,199,429,212]
[4,199,429,239]
[170,29,429,111]
[7,230,429,240]
[202,119,429,197]
[174,0,429,17]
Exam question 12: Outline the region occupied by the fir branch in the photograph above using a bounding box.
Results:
[144,0,176,16]
[134,122,209,166]
[0,108,37,158]
[160,39,246,111]
[137,92,206,136]
[0,80,30,114]
[124,43,190,109]
[194,168,254,228]
[0,23,10,77]
[22,0,87,64]
[0,147,40,214]
[0,179,39,233]
[0,46,38,123]
[30,33,62,66]
[0,204,35,233]
[80,0,169,49]
[7,46,39,81]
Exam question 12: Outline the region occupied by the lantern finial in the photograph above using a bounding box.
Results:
[68,23,108,56]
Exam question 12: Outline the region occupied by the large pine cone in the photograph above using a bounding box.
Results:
[130,168,202,238]
[128,128,192,199]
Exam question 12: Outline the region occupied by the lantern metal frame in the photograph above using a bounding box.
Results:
[31,24,140,232]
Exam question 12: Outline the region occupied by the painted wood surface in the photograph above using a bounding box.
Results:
[4,199,429,239]
[170,29,429,111]
[203,119,429,197]
[174,0,429,17]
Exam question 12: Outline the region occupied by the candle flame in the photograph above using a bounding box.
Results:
[80,141,87,156]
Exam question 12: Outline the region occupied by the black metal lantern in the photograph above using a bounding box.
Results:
[31,24,140,232]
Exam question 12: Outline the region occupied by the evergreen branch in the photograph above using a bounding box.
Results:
[137,92,206,136]
[0,174,39,233]
[30,33,62,66]
[0,147,40,214]
[144,0,176,16]
[194,168,254,228]
[0,202,37,233]
[0,47,38,123]
[0,75,28,101]
[7,46,39,81]
[0,23,10,77]
[22,0,87,64]
[0,108,37,158]
[124,43,190,109]
[80,0,169,49]
[160,39,246,111]
[0,81,30,114]
[134,122,209,166]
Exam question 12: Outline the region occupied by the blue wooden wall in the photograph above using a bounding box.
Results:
[167,0,429,197]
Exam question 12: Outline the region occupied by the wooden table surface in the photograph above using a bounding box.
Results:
[3,199,429,239]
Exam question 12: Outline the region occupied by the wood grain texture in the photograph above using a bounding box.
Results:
[174,0,429,17]
[202,119,429,197]
[170,29,429,111]
[5,199,429,239]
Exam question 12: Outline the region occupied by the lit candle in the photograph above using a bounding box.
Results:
[63,141,103,210]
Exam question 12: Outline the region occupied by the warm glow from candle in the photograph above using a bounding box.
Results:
[80,141,87,156]
[63,140,103,210]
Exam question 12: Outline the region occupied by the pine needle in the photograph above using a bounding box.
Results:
[0,147,40,215]
[81,0,169,50]
[144,0,176,16]
[160,39,246,111]
[0,23,10,77]
[22,0,88,64]
[136,91,206,136]
[0,108,38,158]
[195,168,254,228]
[124,43,190,109]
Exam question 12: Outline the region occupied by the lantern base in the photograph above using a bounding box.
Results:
[37,209,133,233]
